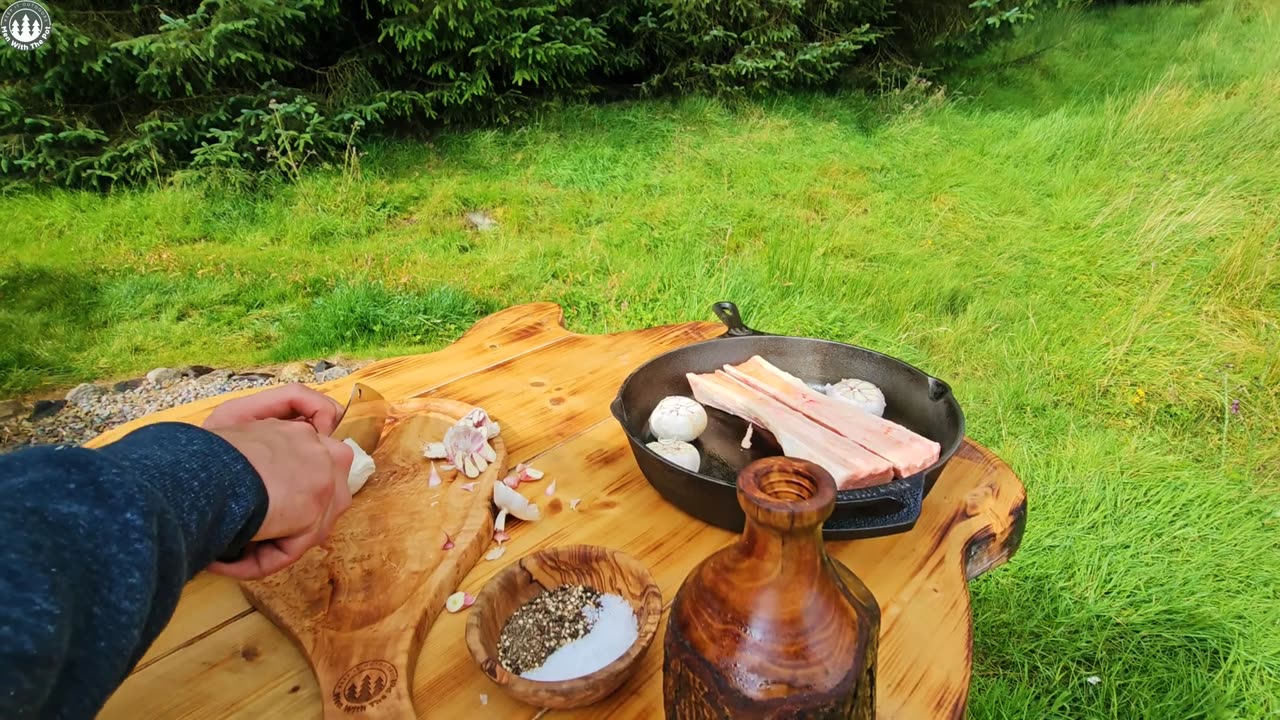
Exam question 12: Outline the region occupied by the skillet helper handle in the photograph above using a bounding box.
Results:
[712,301,764,337]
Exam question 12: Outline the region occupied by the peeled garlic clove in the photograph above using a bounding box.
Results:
[646,438,700,472]
[825,378,886,417]
[463,456,479,478]
[493,482,541,522]
[343,438,376,495]
[647,396,708,442]
[494,508,510,532]
[480,442,497,463]
[445,591,474,613]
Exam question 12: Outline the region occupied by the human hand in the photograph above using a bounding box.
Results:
[203,386,355,580]
[202,382,346,435]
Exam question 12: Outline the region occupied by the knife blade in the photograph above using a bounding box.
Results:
[330,382,388,456]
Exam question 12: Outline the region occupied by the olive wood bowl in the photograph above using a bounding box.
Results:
[464,544,663,710]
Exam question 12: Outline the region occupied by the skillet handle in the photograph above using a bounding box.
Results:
[712,301,763,337]
[928,376,953,402]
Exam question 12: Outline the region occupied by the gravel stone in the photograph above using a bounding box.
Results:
[66,383,108,407]
[278,361,313,383]
[29,399,67,421]
[112,378,145,392]
[181,365,216,378]
[316,366,351,382]
[312,359,335,374]
[146,367,184,386]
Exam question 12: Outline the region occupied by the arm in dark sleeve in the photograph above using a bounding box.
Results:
[0,422,268,719]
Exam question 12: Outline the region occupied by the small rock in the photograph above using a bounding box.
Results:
[29,399,67,421]
[181,365,216,378]
[278,361,313,384]
[198,369,236,385]
[0,399,27,421]
[231,372,275,382]
[312,359,335,374]
[315,367,351,382]
[112,378,145,392]
[464,211,498,232]
[66,383,107,407]
[146,367,184,386]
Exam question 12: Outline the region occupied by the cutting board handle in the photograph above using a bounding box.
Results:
[316,650,416,720]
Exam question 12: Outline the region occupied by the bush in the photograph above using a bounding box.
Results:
[0,0,1073,189]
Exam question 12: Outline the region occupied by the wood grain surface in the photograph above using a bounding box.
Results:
[92,303,1026,720]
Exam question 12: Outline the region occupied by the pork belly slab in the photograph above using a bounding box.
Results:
[722,356,941,477]
[686,371,894,489]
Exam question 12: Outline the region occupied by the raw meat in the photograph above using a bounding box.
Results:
[722,356,940,477]
[686,371,894,489]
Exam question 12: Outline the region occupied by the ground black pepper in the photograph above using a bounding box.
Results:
[498,584,602,675]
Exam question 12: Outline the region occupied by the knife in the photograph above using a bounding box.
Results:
[216,382,389,564]
[330,382,389,456]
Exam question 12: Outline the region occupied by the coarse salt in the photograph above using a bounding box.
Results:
[519,594,638,682]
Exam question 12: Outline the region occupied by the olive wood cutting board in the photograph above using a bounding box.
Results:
[91,303,1025,720]
[240,397,506,719]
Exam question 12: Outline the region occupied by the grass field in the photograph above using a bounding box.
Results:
[2,0,1278,716]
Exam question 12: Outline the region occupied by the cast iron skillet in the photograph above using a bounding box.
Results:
[610,301,965,540]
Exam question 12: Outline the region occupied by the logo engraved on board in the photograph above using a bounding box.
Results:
[332,660,397,713]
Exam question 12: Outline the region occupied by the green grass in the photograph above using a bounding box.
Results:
[2,0,1278,716]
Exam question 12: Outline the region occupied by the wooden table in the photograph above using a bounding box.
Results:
[89,303,1026,720]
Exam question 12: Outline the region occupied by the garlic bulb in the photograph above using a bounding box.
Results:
[647,396,708,442]
[647,439,700,472]
[343,438,376,495]
[824,378,886,417]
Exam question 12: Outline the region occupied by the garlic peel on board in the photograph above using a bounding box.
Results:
[493,482,541,522]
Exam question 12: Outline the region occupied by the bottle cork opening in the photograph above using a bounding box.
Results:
[758,469,819,503]
[737,457,835,529]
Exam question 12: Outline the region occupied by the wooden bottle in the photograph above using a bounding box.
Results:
[663,457,879,719]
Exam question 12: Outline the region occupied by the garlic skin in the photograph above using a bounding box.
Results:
[648,396,709,442]
[493,482,541,522]
[824,378,886,417]
[647,439,701,472]
[343,438,376,495]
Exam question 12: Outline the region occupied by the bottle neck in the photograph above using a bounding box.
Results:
[738,515,828,577]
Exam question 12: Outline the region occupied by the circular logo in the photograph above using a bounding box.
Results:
[2,1,50,51]
[332,660,397,712]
